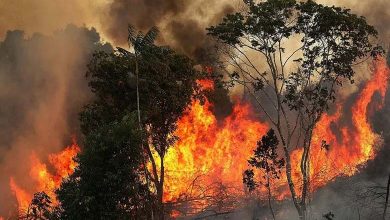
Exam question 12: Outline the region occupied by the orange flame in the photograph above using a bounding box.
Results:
[9,140,80,213]
[8,59,389,216]
[163,58,389,206]
[306,57,389,190]
[9,177,31,213]
[196,79,214,91]
[163,99,268,201]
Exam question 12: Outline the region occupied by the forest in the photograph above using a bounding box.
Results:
[0,0,389,219]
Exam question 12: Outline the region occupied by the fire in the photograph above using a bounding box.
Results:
[306,57,389,190]
[196,79,214,91]
[9,139,80,213]
[8,58,389,216]
[9,178,31,214]
[163,99,268,202]
[163,58,389,206]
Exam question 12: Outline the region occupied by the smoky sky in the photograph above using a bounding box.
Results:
[318,0,390,41]
[0,0,388,218]
[102,0,234,61]
[0,25,112,215]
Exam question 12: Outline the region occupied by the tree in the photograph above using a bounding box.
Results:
[126,25,159,128]
[57,115,152,219]
[243,129,285,220]
[21,192,59,220]
[123,26,201,219]
[207,0,382,219]
[57,31,201,219]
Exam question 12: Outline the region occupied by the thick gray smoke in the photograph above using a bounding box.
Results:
[0,25,112,216]
[0,0,388,219]
[102,0,234,61]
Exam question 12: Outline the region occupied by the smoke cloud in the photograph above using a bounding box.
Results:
[0,0,388,218]
[102,0,235,61]
[0,0,110,40]
[0,25,111,215]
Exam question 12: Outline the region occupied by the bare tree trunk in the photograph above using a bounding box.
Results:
[135,55,155,220]
[299,126,315,220]
[283,146,304,219]
[267,176,276,220]
[300,145,310,220]
[135,55,141,128]
[158,156,165,220]
[383,174,390,220]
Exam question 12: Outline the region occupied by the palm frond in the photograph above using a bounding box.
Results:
[127,25,137,45]
[116,47,135,58]
[143,26,159,46]
[127,25,159,53]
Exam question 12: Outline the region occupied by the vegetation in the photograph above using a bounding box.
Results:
[57,115,151,219]
[17,0,386,219]
[20,192,59,220]
[243,129,285,220]
[56,27,201,219]
[207,0,382,219]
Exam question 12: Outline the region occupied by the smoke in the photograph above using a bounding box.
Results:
[0,0,110,40]
[101,0,234,61]
[316,0,390,181]
[0,0,387,58]
[0,0,236,61]
[0,0,388,218]
[317,0,390,42]
[0,0,236,216]
[0,25,112,215]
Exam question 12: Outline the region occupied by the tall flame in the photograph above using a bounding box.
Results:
[163,99,268,202]
[8,58,389,216]
[307,57,389,190]
[164,58,389,206]
[9,140,80,213]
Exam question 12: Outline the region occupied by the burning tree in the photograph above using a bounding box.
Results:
[19,192,59,220]
[56,28,201,219]
[207,0,382,219]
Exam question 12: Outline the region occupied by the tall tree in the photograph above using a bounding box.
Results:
[125,27,202,219]
[57,32,201,219]
[207,0,382,219]
[126,25,159,127]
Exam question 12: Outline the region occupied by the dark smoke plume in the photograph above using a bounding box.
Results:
[0,0,388,218]
[102,0,234,61]
[0,25,112,216]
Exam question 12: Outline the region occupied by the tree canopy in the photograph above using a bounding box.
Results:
[207,0,382,219]
[57,115,151,219]
[57,30,202,219]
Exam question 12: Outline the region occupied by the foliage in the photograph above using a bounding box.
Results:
[20,192,59,220]
[243,129,284,220]
[208,0,381,120]
[57,114,152,219]
[58,27,201,219]
[208,0,382,219]
[244,129,285,191]
[81,41,199,151]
